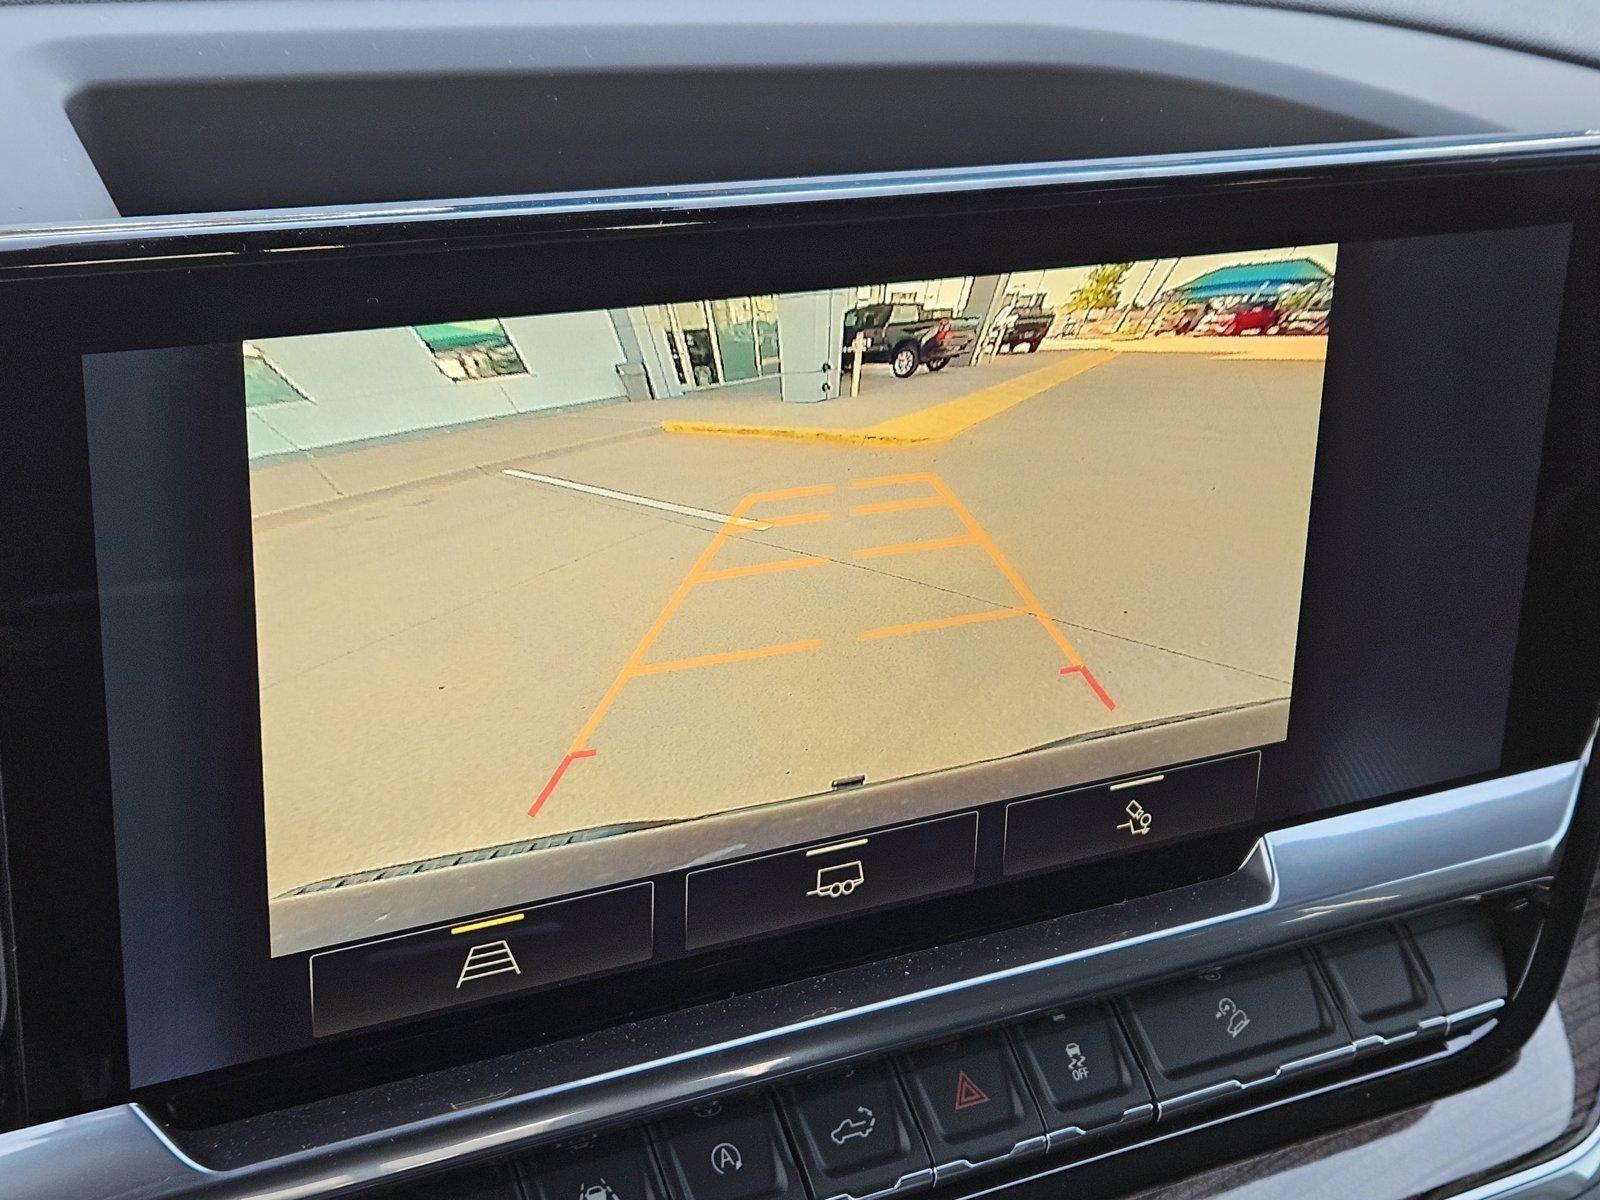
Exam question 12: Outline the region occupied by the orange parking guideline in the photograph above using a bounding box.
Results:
[852,533,976,560]
[531,470,1114,821]
[764,510,832,527]
[632,640,825,678]
[921,472,1116,712]
[700,556,829,584]
[531,483,836,818]
[859,607,1027,642]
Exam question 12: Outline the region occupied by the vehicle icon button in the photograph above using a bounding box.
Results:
[1011,1005,1153,1144]
[828,1106,877,1145]
[779,1061,929,1197]
[522,1129,670,1200]
[684,813,977,951]
[1120,950,1350,1103]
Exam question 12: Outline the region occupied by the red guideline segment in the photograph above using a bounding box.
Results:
[529,749,597,819]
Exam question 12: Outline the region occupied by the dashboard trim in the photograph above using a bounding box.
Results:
[0,131,1596,262]
[0,757,1582,1198]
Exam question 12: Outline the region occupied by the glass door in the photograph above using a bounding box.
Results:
[709,297,759,383]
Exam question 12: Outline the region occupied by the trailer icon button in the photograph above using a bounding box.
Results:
[684,812,977,950]
[808,860,865,899]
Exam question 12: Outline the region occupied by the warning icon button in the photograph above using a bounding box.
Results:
[899,1033,1045,1168]
[953,1071,990,1111]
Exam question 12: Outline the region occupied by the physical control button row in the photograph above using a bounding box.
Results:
[413,909,1507,1200]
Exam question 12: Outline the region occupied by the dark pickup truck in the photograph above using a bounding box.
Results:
[842,302,979,377]
[996,299,1056,352]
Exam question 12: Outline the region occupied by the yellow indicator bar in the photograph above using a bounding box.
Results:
[450,912,525,936]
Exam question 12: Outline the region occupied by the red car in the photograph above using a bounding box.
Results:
[1194,300,1281,335]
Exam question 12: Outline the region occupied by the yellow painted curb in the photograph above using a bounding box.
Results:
[662,350,1118,447]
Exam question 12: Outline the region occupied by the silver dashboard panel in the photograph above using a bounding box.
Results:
[0,757,1583,1199]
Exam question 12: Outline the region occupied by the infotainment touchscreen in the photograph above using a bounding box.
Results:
[65,164,1582,1093]
[245,245,1334,958]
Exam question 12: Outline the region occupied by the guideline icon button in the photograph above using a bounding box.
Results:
[456,939,521,988]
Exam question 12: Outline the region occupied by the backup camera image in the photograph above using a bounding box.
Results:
[249,245,1336,954]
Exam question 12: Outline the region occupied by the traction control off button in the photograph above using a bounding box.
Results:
[1010,1003,1152,1144]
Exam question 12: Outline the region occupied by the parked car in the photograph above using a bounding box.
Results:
[842,302,979,377]
[996,303,1056,352]
[1156,302,1209,334]
[1194,300,1282,335]
[1280,305,1331,334]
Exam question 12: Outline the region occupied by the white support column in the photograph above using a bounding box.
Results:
[961,274,1012,366]
[627,306,686,399]
[776,289,851,403]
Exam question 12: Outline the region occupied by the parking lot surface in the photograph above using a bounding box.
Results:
[253,346,1323,899]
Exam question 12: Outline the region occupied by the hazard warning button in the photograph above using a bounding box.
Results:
[897,1033,1045,1179]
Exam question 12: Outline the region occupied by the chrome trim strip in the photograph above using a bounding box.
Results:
[818,1166,937,1200]
[0,131,1597,258]
[0,759,1582,1199]
[1157,1041,1363,1117]
[1042,1101,1156,1154]
[931,1135,1049,1184]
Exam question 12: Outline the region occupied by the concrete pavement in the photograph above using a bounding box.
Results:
[254,347,1324,944]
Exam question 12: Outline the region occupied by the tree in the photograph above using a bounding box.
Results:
[1066,262,1135,314]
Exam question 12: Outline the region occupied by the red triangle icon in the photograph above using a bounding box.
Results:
[953,1070,990,1111]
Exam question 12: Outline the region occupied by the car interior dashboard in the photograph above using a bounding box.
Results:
[2,4,1600,1200]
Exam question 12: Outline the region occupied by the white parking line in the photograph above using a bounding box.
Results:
[501,469,772,530]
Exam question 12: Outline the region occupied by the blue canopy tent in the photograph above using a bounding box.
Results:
[1168,258,1332,302]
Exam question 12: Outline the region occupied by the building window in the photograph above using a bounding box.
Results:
[244,343,311,407]
[413,320,529,381]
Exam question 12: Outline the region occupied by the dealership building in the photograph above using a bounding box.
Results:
[243,275,1014,460]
